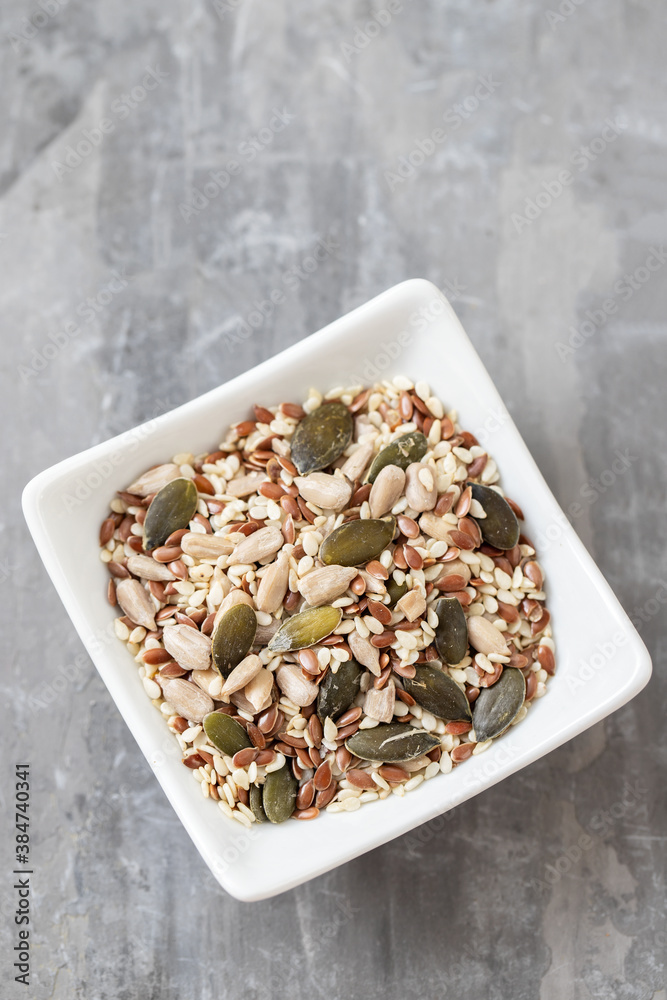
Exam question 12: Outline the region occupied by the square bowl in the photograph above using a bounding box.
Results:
[23,279,652,901]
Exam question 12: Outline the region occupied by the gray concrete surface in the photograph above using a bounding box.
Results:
[1,0,665,997]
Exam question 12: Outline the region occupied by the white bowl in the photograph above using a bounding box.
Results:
[23,279,651,901]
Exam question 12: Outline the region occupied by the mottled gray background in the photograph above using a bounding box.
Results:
[1,0,665,997]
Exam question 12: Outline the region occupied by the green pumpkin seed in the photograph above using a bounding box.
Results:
[345,722,439,762]
[386,577,409,606]
[317,658,363,721]
[262,763,298,824]
[249,783,267,823]
[472,667,526,741]
[367,431,428,483]
[290,402,353,476]
[203,712,252,756]
[434,597,469,665]
[319,517,396,567]
[267,605,342,653]
[212,603,257,678]
[143,478,198,551]
[468,482,520,550]
[403,665,471,722]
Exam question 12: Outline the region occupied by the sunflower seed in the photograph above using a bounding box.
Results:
[243,668,274,713]
[363,679,395,723]
[127,463,180,497]
[275,663,319,707]
[226,473,268,497]
[126,554,177,582]
[116,578,157,630]
[298,565,358,607]
[294,473,352,512]
[347,630,381,676]
[221,653,263,697]
[230,525,283,564]
[340,442,375,483]
[163,624,212,672]
[162,678,214,724]
[405,462,437,512]
[419,511,452,542]
[467,615,510,657]
[180,533,234,559]
[369,464,406,518]
[256,552,290,613]
[396,588,426,622]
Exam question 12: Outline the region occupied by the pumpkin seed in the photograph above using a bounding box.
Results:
[403,665,471,721]
[267,605,342,653]
[319,517,396,567]
[249,783,267,823]
[262,763,298,823]
[366,431,428,483]
[203,712,252,756]
[345,722,439,762]
[472,667,526,741]
[386,577,409,606]
[143,478,198,551]
[434,597,469,665]
[317,659,363,721]
[290,402,353,476]
[212,603,257,678]
[467,482,520,550]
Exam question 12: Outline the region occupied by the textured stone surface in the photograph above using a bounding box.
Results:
[2,1,665,997]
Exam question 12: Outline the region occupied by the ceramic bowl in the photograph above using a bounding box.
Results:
[23,279,651,900]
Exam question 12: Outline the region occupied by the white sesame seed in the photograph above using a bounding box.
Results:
[419,468,435,493]
[142,676,162,700]
[404,775,424,792]
[265,753,286,773]
[371,773,390,791]
[302,533,319,557]
[114,619,130,641]
[323,718,338,742]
